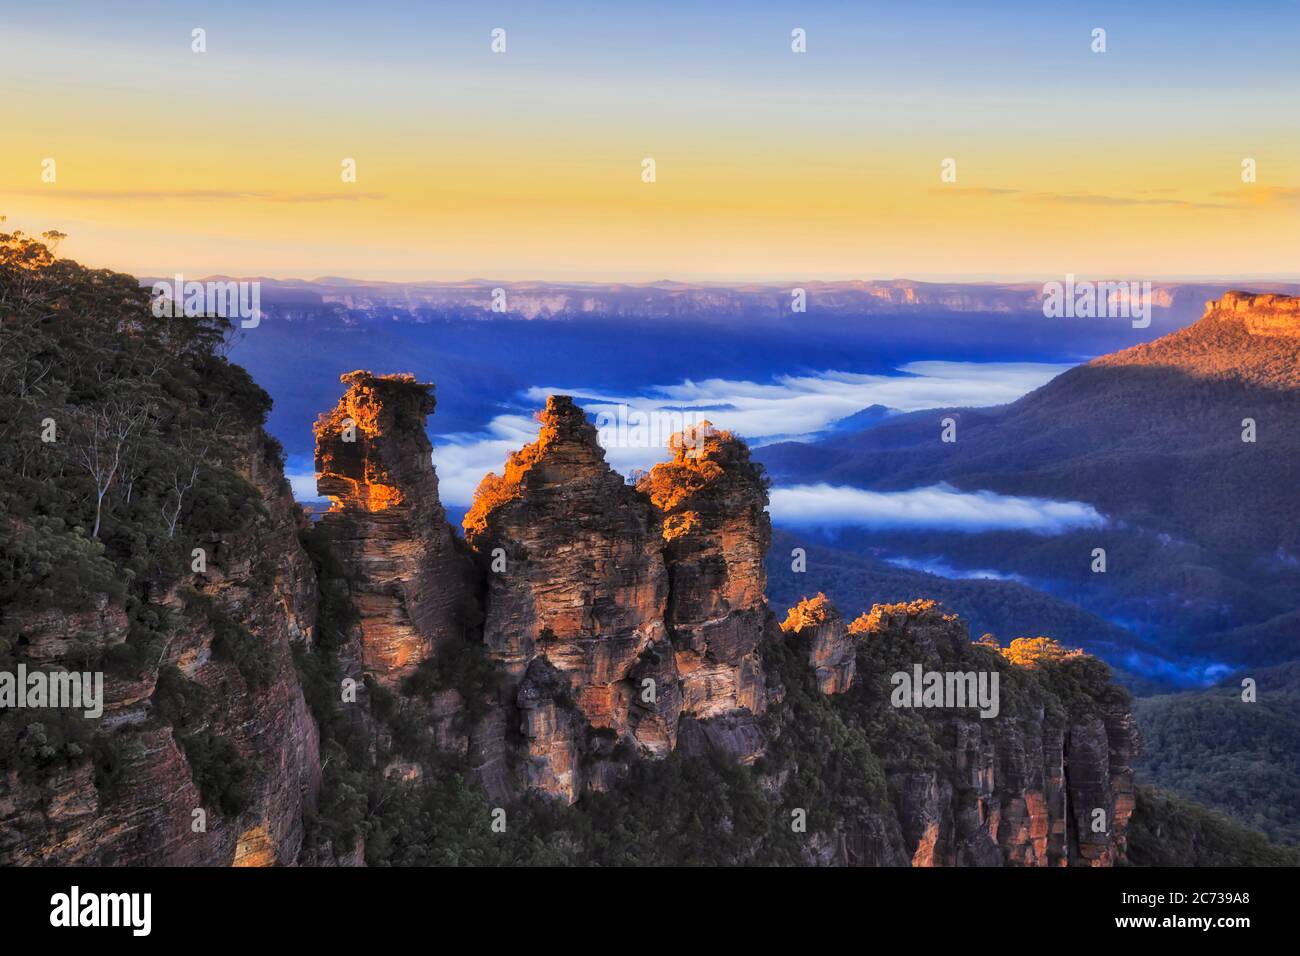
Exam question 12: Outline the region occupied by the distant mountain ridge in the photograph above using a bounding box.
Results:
[758,292,1300,671]
[142,275,1300,327]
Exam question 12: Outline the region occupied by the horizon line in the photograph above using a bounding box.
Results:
[132,273,1300,288]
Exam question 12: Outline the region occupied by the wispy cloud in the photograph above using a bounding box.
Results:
[1024,192,1228,209]
[431,415,541,506]
[1211,186,1300,206]
[883,554,1027,582]
[414,362,1070,507]
[770,483,1105,534]
[526,360,1069,445]
[933,185,1298,211]
[929,186,1024,198]
[293,365,1072,509]
[1115,650,1232,687]
[288,469,322,502]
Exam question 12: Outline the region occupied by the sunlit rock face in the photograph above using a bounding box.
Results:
[314,370,476,685]
[464,395,672,801]
[1213,290,1300,338]
[781,593,856,695]
[639,422,771,761]
[1095,290,1300,388]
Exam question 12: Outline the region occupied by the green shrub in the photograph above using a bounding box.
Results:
[177,730,249,817]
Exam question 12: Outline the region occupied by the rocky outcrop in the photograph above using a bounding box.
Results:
[638,422,770,759]
[9,598,130,668]
[459,404,780,799]
[463,396,671,801]
[1094,289,1300,390]
[1212,290,1300,338]
[0,427,321,866]
[314,371,476,684]
[846,601,1136,867]
[781,593,856,695]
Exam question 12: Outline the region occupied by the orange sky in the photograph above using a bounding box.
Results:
[3,3,1299,281]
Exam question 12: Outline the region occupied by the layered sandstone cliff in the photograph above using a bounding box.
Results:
[4,374,1140,867]
[457,403,776,801]
[1094,289,1300,388]
[1212,290,1300,338]
[637,422,770,760]
[326,384,1137,868]
[0,427,321,866]
[840,601,1136,867]
[462,396,671,801]
[314,371,476,684]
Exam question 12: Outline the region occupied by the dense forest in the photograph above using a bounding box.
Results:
[0,220,279,802]
[1133,662,1300,847]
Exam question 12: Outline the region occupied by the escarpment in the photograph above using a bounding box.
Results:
[311,381,1137,865]
[314,371,477,684]
[1,424,321,866]
[1212,289,1300,338]
[5,374,1139,866]
[826,601,1136,867]
[1094,289,1300,388]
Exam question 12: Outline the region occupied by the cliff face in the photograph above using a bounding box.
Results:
[842,601,1136,867]
[0,428,321,866]
[1094,290,1300,387]
[4,375,1139,867]
[343,387,1135,867]
[637,424,769,757]
[314,371,476,684]
[781,593,856,695]
[462,397,671,801]
[1209,290,1300,339]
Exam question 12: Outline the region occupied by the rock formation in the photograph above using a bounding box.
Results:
[781,593,856,695]
[637,422,771,759]
[314,371,476,684]
[2,378,1140,867]
[456,404,778,800]
[1211,289,1300,338]
[845,601,1136,867]
[1094,289,1300,387]
[462,396,671,801]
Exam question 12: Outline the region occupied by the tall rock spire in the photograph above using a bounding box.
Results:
[463,395,673,801]
[638,421,771,760]
[314,370,475,684]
